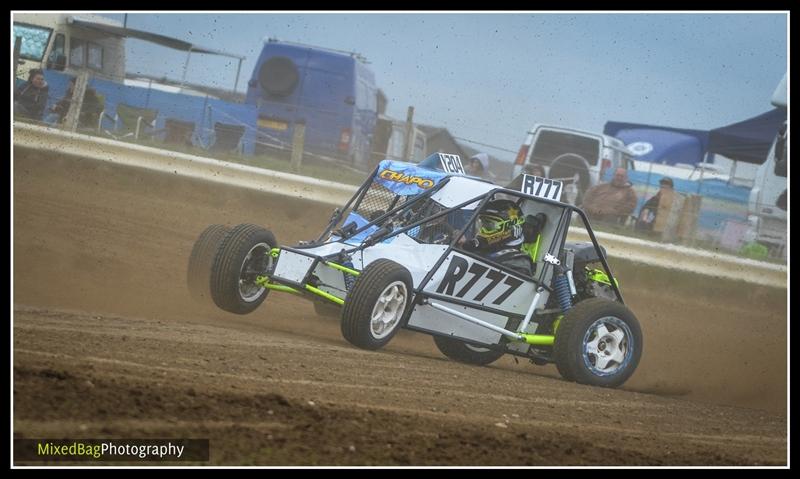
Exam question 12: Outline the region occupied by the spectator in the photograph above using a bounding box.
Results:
[635,177,673,233]
[467,153,491,180]
[49,77,103,128]
[580,168,638,224]
[14,69,49,121]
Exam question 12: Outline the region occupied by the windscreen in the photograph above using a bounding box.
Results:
[13,23,53,61]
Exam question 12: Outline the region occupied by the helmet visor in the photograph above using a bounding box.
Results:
[477,215,506,235]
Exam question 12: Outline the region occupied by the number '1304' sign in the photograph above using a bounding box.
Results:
[521,175,563,201]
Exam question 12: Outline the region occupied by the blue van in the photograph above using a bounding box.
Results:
[246,39,378,170]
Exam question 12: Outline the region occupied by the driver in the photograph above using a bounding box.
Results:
[462,199,547,276]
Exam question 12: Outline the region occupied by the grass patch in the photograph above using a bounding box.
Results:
[607,256,787,302]
[586,219,786,265]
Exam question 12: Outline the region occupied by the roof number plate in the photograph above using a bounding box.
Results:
[520,174,562,201]
[438,153,465,174]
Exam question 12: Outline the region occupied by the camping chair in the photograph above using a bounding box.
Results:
[105,103,159,140]
[92,92,106,132]
[210,122,246,154]
[163,118,196,148]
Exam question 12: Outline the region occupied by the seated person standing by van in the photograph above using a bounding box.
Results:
[636,177,673,233]
[49,77,103,128]
[580,168,638,224]
[14,69,49,121]
[467,153,491,181]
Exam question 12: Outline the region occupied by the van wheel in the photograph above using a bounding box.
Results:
[550,153,590,205]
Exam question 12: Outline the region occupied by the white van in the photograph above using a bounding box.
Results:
[512,124,634,204]
[746,74,787,258]
[13,13,126,82]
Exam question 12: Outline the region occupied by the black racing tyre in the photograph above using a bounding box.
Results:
[433,336,505,366]
[259,56,299,97]
[187,224,231,304]
[340,259,413,350]
[210,224,277,315]
[554,298,643,388]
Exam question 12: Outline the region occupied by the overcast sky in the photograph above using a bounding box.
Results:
[100,12,787,162]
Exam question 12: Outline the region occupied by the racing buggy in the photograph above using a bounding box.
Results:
[188,153,642,387]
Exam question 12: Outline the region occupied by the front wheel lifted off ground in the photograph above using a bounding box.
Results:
[341,259,412,350]
[554,297,642,388]
[210,224,276,315]
[187,224,230,305]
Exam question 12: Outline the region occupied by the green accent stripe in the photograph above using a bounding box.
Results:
[305,285,345,305]
[518,333,555,346]
[258,276,344,305]
[325,261,361,276]
[588,268,619,287]
[264,283,302,294]
[553,315,563,336]
[257,276,301,294]
[522,234,542,263]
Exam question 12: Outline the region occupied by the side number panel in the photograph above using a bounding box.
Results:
[424,253,535,315]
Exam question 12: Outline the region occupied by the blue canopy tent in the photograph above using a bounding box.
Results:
[603,122,710,165]
[707,108,786,164]
[611,128,705,166]
[605,108,786,166]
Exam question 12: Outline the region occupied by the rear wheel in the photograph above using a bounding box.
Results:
[433,336,505,366]
[340,260,412,350]
[554,298,642,387]
[210,224,277,315]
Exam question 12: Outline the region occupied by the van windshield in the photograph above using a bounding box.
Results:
[13,23,53,62]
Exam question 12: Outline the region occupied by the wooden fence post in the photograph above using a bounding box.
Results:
[402,106,415,161]
[290,121,306,172]
[64,70,90,133]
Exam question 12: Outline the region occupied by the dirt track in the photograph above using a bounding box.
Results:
[13,150,787,465]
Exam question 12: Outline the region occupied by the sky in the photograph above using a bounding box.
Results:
[98,12,787,162]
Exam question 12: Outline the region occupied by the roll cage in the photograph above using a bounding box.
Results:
[292,160,624,305]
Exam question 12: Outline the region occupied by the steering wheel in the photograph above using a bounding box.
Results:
[418,222,455,245]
